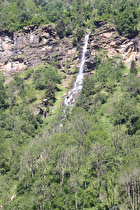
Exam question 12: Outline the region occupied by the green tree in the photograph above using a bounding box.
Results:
[121,74,140,97]
[44,81,56,105]
[82,75,95,97]
[25,0,37,12]
[130,60,137,75]
[112,93,139,130]
[115,3,138,36]
[0,76,7,109]
[56,18,66,39]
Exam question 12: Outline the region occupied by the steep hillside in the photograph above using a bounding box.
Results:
[0,1,140,209]
[0,25,79,75]
[1,21,140,75]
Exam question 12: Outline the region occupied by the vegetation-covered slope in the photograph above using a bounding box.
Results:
[0,0,140,209]
[0,57,140,209]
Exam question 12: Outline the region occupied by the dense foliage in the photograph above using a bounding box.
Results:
[0,56,140,209]
[0,0,140,37]
[0,0,140,209]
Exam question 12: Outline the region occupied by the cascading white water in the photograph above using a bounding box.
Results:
[64,34,89,106]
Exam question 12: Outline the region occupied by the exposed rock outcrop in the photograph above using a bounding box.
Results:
[86,22,139,69]
[134,37,140,67]
[0,22,140,75]
[0,24,79,74]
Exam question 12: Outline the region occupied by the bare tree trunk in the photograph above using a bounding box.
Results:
[137,177,140,206]
[84,167,87,189]
[85,174,86,189]
[113,188,114,206]
[32,169,34,177]
[128,183,133,210]
[75,190,78,210]
[61,167,65,186]
[0,163,1,176]
[132,179,135,210]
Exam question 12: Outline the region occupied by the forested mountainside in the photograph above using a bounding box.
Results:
[0,0,140,209]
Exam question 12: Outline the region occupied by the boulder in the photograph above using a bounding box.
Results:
[123,73,128,77]
[86,58,97,70]
[23,26,30,33]
[94,20,107,28]
[23,25,36,33]
[43,99,48,105]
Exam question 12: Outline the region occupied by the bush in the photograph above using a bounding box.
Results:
[121,74,140,97]
[95,58,124,90]
[56,18,65,39]
[44,81,56,104]
[115,3,138,36]
[72,37,77,46]
[33,66,61,90]
[66,27,72,37]
[93,92,107,105]
[0,74,7,109]
[82,75,96,97]
[130,60,137,75]
[76,27,85,41]
[112,93,139,127]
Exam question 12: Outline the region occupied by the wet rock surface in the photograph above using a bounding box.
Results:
[64,34,90,106]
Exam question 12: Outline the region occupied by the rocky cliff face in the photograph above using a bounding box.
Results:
[0,22,140,76]
[0,25,79,74]
[86,22,140,70]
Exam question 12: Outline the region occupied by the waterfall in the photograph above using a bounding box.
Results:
[64,34,89,106]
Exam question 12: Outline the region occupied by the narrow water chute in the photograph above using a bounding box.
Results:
[64,34,89,106]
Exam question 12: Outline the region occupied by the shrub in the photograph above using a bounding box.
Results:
[121,74,140,97]
[44,81,56,104]
[56,18,65,39]
[82,75,96,97]
[130,60,137,75]
[33,66,61,90]
[72,37,77,46]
